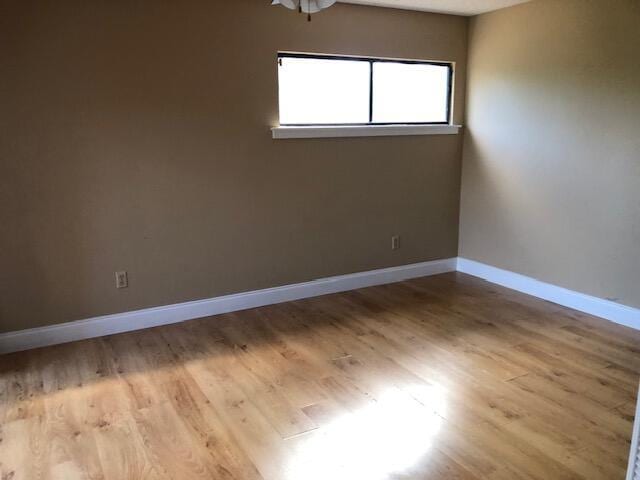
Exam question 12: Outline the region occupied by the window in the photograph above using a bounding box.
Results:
[277,53,453,126]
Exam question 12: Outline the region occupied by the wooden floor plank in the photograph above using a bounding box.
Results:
[0,272,638,479]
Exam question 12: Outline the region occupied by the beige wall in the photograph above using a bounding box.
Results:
[0,1,468,333]
[460,0,640,308]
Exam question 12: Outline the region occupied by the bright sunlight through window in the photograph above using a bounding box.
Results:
[277,53,452,126]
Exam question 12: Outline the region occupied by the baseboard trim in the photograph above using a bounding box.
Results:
[457,258,640,331]
[3,256,637,355]
[0,258,457,354]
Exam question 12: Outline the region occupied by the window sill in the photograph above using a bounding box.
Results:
[271,124,461,139]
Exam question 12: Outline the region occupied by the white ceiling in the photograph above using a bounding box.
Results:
[339,0,531,16]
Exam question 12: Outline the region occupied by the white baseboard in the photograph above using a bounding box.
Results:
[0,258,457,355]
[457,258,640,331]
[3,256,637,355]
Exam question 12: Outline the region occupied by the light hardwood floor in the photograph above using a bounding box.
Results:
[1,272,639,480]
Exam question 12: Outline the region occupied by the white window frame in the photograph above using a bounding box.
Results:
[272,52,461,139]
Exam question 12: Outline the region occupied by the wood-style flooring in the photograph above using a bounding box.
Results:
[1,272,639,480]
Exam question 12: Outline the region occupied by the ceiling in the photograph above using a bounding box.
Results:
[339,0,531,16]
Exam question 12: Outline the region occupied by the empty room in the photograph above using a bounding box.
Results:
[1,0,639,479]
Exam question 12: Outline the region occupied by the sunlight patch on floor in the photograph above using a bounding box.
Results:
[286,384,446,480]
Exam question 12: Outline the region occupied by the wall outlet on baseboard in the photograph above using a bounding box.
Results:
[115,271,128,289]
[391,235,400,251]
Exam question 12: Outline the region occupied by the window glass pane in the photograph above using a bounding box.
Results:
[278,57,370,125]
[372,62,449,123]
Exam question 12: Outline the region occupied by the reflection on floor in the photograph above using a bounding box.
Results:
[288,385,445,480]
[1,272,639,480]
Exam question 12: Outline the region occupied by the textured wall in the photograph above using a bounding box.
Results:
[0,0,468,332]
[460,0,640,307]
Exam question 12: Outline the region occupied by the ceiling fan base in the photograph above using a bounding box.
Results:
[271,0,337,15]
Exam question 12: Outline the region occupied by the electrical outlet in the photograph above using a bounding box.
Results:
[115,271,128,289]
[391,235,400,251]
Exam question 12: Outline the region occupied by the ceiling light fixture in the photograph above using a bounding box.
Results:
[271,0,337,21]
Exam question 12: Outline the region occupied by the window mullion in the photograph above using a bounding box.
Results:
[368,61,374,124]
